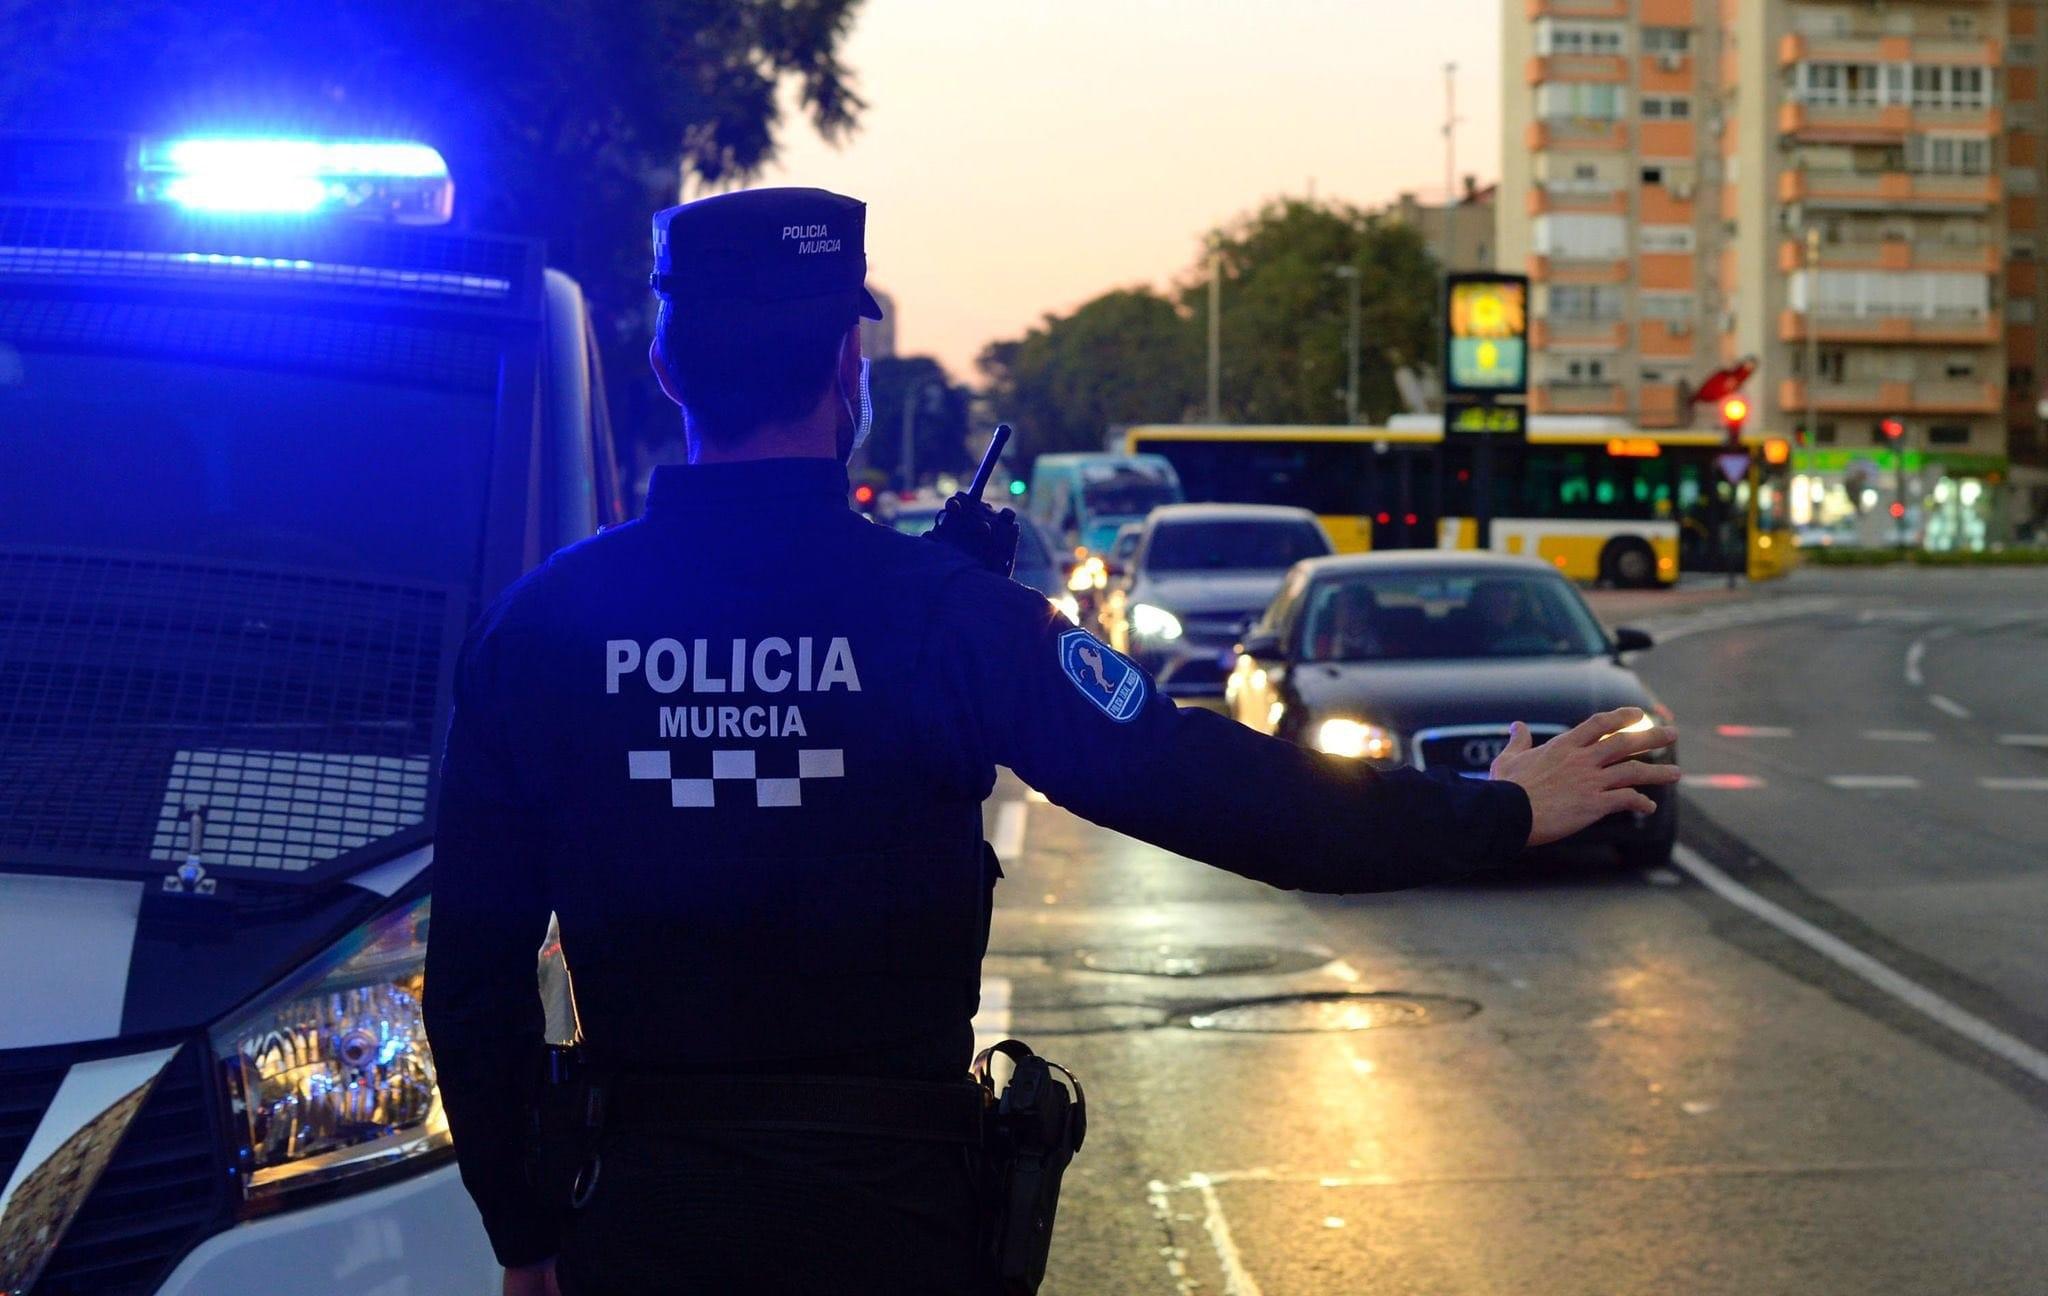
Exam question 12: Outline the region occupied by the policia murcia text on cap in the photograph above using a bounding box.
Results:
[422,186,1681,1296]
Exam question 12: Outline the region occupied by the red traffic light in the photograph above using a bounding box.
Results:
[852,483,877,507]
[1889,501,1906,519]
[1880,418,1905,440]
[1719,395,1749,429]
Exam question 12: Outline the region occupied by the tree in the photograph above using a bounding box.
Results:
[1181,197,1438,426]
[978,288,1200,462]
[0,0,867,453]
[863,355,970,488]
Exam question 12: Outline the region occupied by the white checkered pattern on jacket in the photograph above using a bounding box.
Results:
[627,748,844,807]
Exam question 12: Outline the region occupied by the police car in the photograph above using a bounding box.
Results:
[0,134,621,1293]
[1226,553,1678,868]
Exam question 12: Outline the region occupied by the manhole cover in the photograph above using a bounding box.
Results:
[1004,1003,1169,1035]
[1074,944,1324,978]
[1181,991,1479,1033]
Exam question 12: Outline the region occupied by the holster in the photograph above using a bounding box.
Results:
[973,1039,1086,1296]
[530,1044,608,1212]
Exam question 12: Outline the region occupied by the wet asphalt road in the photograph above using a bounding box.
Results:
[976,567,2048,1295]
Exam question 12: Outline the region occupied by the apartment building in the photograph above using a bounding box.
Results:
[1501,0,2048,548]
[1376,176,1500,271]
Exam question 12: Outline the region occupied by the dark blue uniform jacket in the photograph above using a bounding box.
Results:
[423,458,1531,1266]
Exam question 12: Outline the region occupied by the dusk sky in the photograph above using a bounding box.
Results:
[762,0,1504,380]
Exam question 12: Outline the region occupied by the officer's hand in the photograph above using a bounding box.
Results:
[1489,707,1679,847]
[926,493,1020,578]
[503,1258,560,1296]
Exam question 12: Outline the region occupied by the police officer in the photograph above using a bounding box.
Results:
[422,187,1679,1296]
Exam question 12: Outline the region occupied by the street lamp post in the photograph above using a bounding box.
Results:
[1329,264,1362,423]
[1206,247,1222,422]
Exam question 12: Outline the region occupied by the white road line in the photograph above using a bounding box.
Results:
[992,799,1028,859]
[1998,735,2048,749]
[1188,1172,1265,1296]
[1826,775,1921,790]
[1981,778,2048,792]
[1671,845,2048,1086]
[1905,639,1927,686]
[1928,694,1973,720]
[1716,725,1794,739]
[1862,729,1935,743]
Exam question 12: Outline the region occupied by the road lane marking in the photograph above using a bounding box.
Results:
[1826,775,1921,790]
[992,799,1028,859]
[1862,729,1935,743]
[1187,1172,1264,1296]
[1981,778,2048,791]
[1928,694,1973,720]
[1716,725,1794,738]
[1689,774,1765,789]
[1671,845,2048,1085]
[1905,639,1927,686]
[1999,735,2048,748]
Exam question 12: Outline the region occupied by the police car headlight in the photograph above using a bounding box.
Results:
[1316,718,1400,762]
[1130,603,1183,641]
[211,893,447,1210]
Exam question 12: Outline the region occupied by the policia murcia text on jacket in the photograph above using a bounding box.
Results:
[421,186,1681,1296]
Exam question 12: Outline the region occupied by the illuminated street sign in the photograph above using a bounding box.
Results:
[1444,273,1530,398]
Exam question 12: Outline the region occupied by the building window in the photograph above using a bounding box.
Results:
[1639,225,1696,253]
[1641,95,1693,120]
[1642,27,1691,54]
[1641,164,1664,185]
[2011,236,2037,261]
[1534,213,1628,259]
[1818,349,1846,382]
[1948,13,1978,38]
[1537,83,1627,121]
[2007,365,2035,394]
[1534,19,1626,55]
[1814,422,1838,445]
[1555,357,1609,385]
[1547,284,1624,320]
[1791,269,1991,319]
[1907,135,1991,176]
[1945,357,1977,380]
[1928,425,1970,445]
[1639,292,1695,319]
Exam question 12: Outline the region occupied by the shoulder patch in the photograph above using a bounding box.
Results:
[1058,630,1146,722]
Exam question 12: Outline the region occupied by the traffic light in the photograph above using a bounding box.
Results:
[1719,395,1749,445]
[1889,501,1907,519]
[1008,478,1026,497]
[852,482,877,512]
[1880,417,1905,441]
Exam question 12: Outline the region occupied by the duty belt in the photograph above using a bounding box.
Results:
[609,1072,985,1144]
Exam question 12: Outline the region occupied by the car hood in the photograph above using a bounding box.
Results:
[0,855,412,1048]
[1288,655,1662,733]
[1133,571,1289,615]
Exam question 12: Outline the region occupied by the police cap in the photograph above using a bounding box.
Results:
[650,187,883,330]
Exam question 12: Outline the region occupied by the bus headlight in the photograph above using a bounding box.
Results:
[1316,718,1400,761]
[1130,603,1183,641]
[211,893,447,1209]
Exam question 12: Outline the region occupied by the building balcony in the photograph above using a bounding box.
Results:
[1778,169,2000,209]
[1779,378,2001,415]
[1526,53,1627,84]
[1527,185,1627,215]
[1527,255,1631,283]
[1525,120,1629,152]
[1525,0,1627,18]
[1778,310,2001,344]
[1778,33,2001,68]
[1776,102,2004,143]
[1531,382,1629,415]
[1639,382,1685,428]
[1638,318,1701,357]
[1776,238,2000,273]
[1530,318,1627,350]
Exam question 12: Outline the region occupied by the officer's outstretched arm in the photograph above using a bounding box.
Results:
[926,573,1533,892]
[423,622,562,1270]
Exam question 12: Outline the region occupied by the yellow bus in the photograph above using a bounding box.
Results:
[1121,421,1795,586]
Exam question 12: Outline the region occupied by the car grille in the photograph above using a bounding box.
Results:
[1180,609,1258,643]
[2,1040,228,1295]
[1414,725,1566,775]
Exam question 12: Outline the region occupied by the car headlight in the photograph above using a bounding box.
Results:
[1315,718,1400,761]
[1051,594,1082,625]
[1130,602,1183,641]
[212,893,447,1209]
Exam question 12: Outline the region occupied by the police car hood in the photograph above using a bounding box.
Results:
[1289,655,1659,733]
[1135,571,1290,616]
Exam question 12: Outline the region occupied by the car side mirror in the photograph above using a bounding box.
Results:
[1612,627,1654,654]
[1237,629,1285,660]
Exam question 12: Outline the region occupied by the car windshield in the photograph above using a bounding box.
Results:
[0,347,495,586]
[1080,465,1177,518]
[1298,570,1609,661]
[1145,519,1329,573]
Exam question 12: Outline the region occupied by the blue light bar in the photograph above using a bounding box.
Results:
[134,136,455,225]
